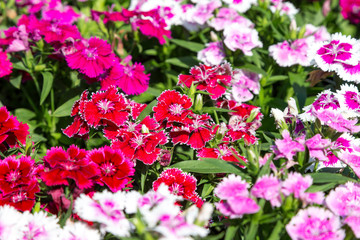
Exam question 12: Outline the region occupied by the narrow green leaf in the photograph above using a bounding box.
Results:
[225,225,239,240]
[306,183,338,193]
[11,59,28,72]
[40,72,54,105]
[169,39,204,52]
[52,96,79,117]
[202,107,236,113]
[166,56,198,68]
[9,75,22,89]
[268,220,284,240]
[136,99,157,122]
[308,172,356,184]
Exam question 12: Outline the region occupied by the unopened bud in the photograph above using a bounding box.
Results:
[194,94,203,111]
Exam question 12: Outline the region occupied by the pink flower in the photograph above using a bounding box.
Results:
[270,1,299,19]
[222,0,257,13]
[306,134,332,161]
[271,130,305,161]
[326,182,360,217]
[337,61,360,83]
[344,216,360,238]
[153,168,203,207]
[286,207,345,240]
[87,146,134,192]
[315,109,360,133]
[36,20,81,43]
[282,172,312,199]
[251,175,282,207]
[209,8,254,31]
[338,152,360,178]
[230,69,260,103]
[0,50,12,78]
[197,42,225,66]
[337,84,360,116]
[42,0,80,25]
[214,174,259,218]
[309,33,360,72]
[66,37,116,78]
[269,38,311,67]
[223,24,263,56]
[40,145,99,189]
[340,0,360,24]
[304,24,330,42]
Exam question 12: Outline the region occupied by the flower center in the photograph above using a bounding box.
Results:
[100,162,116,176]
[12,192,28,203]
[169,104,183,116]
[6,170,20,182]
[131,135,144,147]
[97,99,115,114]
[84,48,98,60]
[169,183,184,195]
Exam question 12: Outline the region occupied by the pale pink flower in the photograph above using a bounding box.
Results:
[326,182,360,217]
[269,38,311,67]
[197,41,225,65]
[61,222,101,240]
[306,134,332,161]
[304,24,331,42]
[315,109,360,133]
[270,1,299,19]
[338,152,360,179]
[309,33,360,72]
[223,24,262,56]
[344,216,360,238]
[251,175,282,207]
[286,207,345,240]
[0,205,24,240]
[282,172,312,199]
[229,69,260,103]
[271,130,305,161]
[222,0,257,13]
[214,174,259,219]
[208,8,254,31]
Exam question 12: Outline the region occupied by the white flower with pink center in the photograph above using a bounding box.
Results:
[61,222,101,240]
[208,8,254,31]
[0,205,24,240]
[337,84,360,117]
[286,207,345,240]
[309,33,360,72]
[222,0,257,13]
[270,1,299,19]
[224,24,263,56]
[20,211,61,240]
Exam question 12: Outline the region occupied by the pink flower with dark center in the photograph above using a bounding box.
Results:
[309,33,360,72]
[87,146,134,192]
[41,145,99,189]
[83,86,129,127]
[271,130,305,161]
[0,106,29,152]
[223,24,262,56]
[153,168,203,206]
[153,90,193,125]
[286,207,345,240]
[251,175,282,207]
[214,174,259,219]
[66,37,116,78]
[0,50,12,78]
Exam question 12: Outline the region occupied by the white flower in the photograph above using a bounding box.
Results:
[61,221,101,240]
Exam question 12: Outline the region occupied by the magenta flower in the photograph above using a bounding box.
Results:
[0,50,12,78]
[66,37,116,78]
[286,207,345,240]
[337,84,360,116]
[223,24,263,56]
[315,109,360,133]
[271,130,305,161]
[338,152,360,178]
[340,0,360,24]
[251,175,282,207]
[214,174,259,219]
[306,134,332,161]
[281,172,312,199]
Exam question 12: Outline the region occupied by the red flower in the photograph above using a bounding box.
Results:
[87,146,134,192]
[0,106,29,152]
[41,145,99,189]
[153,168,203,206]
[178,63,232,100]
[66,37,116,78]
[153,90,193,126]
[170,114,213,149]
[83,86,129,128]
[0,155,38,194]
[197,145,247,168]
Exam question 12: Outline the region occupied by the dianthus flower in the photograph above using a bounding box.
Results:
[222,0,256,13]
[178,63,232,100]
[0,106,29,152]
[153,90,193,126]
[61,221,101,240]
[36,20,81,43]
[223,24,263,56]
[153,168,203,207]
[214,174,259,219]
[229,69,260,103]
[83,86,129,127]
[315,109,360,133]
[271,130,305,161]
[309,33,360,72]
[269,38,311,67]
[0,205,24,240]
[340,0,360,24]
[66,37,116,78]
[306,134,332,162]
[286,207,344,240]
[86,146,134,192]
[169,114,213,149]
[0,50,12,78]
[338,151,360,178]
[251,175,282,207]
[209,8,254,31]
[42,0,80,25]
[270,1,299,19]
[41,145,99,189]
[337,84,360,116]
[304,24,330,42]
[197,42,226,66]
[337,61,360,83]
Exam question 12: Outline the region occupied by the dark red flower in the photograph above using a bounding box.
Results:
[87,146,134,192]
[41,145,99,189]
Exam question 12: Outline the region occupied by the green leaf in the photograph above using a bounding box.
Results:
[166,56,198,68]
[14,108,36,122]
[240,63,267,76]
[258,154,273,177]
[225,225,239,240]
[40,72,54,105]
[52,96,79,117]
[202,107,236,113]
[136,99,157,122]
[9,75,22,89]
[306,183,338,193]
[11,59,28,72]
[264,75,288,86]
[268,220,284,240]
[170,158,250,180]
[308,172,356,184]
[169,39,204,52]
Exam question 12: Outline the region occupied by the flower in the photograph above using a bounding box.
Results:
[222,0,257,13]
[223,24,263,56]
[214,174,259,218]
[306,134,332,161]
[87,146,134,192]
[40,145,99,189]
[270,1,299,19]
[251,175,282,207]
[271,130,305,161]
[197,41,226,66]
[36,20,81,43]
[0,205,23,240]
[286,207,345,240]
[229,69,260,103]
[209,8,254,31]
[153,168,203,207]
[61,221,101,240]
[340,0,360,24]
[66,37,116,78]
[0,50,12,78]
